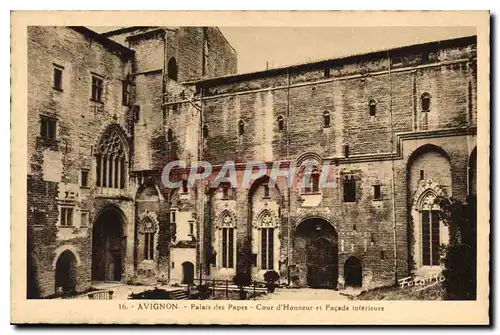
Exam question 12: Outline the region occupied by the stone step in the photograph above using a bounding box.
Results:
[169,289,188,300]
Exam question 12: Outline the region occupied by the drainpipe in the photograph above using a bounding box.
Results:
[387,51,398,284]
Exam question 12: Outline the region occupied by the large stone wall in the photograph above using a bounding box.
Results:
[195,36,477,288]
[27,26,134,297]
[27,27,477,296]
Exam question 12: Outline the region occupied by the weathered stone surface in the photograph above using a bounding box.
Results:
[27,26,476,297]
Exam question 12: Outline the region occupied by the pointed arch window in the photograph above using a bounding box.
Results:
[220,213,235,269]
[259,212,276,270]
[323,111,331,128]
[167,129,173,142]
[419,192,440,266]
[95,126,127,189]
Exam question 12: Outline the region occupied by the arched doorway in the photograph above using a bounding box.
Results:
[92,208,125,282]
[55,250,77,295]
[182,262,194,284]
[344,257,362,287]
[295,218,338,289]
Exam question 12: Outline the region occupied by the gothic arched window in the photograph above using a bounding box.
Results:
[259,211,276,270]
[220,212,235,269]
[95,126,127,189]
[419,192,440,266]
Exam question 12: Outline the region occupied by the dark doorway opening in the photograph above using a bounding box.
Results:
[182,262,194,284]
[92,208,125,282]
[344,256,362,287]
[295,218,338,289]
[55,250,77,295]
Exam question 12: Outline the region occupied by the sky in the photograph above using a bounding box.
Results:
[93,26,476,74]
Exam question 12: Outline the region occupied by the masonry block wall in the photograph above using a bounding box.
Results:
[27,26,134,297]
[27,27,477,297]
[195,36,477,288]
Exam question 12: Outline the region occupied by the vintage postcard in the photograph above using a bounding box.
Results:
[11,11,490,325]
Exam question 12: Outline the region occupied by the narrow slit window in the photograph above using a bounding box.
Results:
[263,184,270,198]
[323,111,331,128]
[369,99,377,116]
[91,75,104,102]
[238,119,245,135]
[122,79,130,106]
[277,115,284,132]
[373,185,381,200]
[344,144,350,158]
[202,124,209,138]
[81,170,89,187]
[53,65,63,91]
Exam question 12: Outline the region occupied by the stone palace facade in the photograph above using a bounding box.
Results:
[27,26,477,298]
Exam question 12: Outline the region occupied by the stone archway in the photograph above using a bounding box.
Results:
[344,256,362,287]
[55,250,77,295]
[294,218,338,289]
[92,207,126,282]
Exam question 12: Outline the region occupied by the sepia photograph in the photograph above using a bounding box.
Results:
[11,11,490,325]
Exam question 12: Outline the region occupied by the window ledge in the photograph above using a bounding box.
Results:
[52,87,64,92]
[57,225,75,228]
[90,98,104,104]
[36,136,59,143]
[80,186,90,189]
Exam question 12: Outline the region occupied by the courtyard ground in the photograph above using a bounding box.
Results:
[350,282,445,300]
[255,288,348,301]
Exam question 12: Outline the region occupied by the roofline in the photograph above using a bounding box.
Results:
[100,26,159,37]
[187,35,477,87]
[214,27,237,54]
[69,26,135,59]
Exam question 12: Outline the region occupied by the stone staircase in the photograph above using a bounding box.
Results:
[169,289,188,300]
